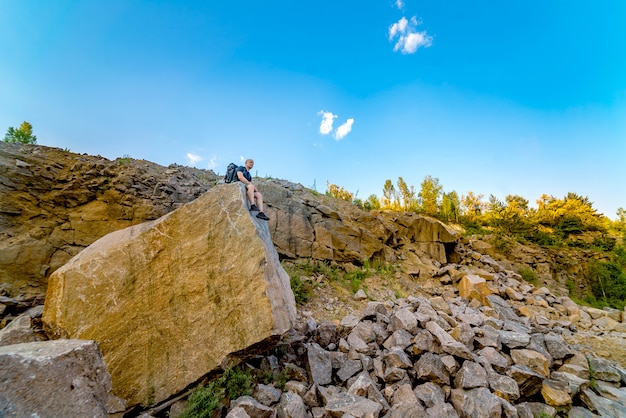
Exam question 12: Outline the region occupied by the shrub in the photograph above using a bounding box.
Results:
[517,267,538,285]
[586,260,626,309]
[177,381,223,418]
[289,276,313,305]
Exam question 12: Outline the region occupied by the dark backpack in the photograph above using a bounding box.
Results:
[224,163,239,183]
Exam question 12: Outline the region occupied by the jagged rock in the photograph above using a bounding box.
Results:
[510,349,550,378]
[414,382,446,407]
[231,396,275,418]
[457,274,492,306]
[414,352,450,386]
[586,355,622,383]
[425,321,474,360]
[325,392,383,418]
[42,185,296,406]
[450,387,502,417]
[579,387,626,417]
[0,339,111,417]
[276,391,309,418]
[426,403,459,417]
[454,361,488,389]
[337,359,363,381]
[0,312,46,347]
[507,365,544,398]
[226,406,252,418]
[255,384,282,406]
[487,371,520,402]
[541,379,571,406]
[499,330,531,349]
[388,383,426,417]
[306,343,332,386]
[550,371,589,395]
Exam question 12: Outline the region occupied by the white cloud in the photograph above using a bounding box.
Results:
[318,110,337,135]
[395,0,404,11]
[334,118,354,140]
[208,155,217,170]
[388,16,433,54]
[187,153,202,166]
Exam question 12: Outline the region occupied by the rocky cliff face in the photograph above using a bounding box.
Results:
[1,143,459,301]
[0,141,218,299]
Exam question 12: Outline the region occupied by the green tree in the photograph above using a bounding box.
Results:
[397,177,417,212]
[461,191,485,220]
[418,175,442,216]
[365,194,381,210]
[325,181,353,202]
[4,121,37,144]
[381,179,397,209]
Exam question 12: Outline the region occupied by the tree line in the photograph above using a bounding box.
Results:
[326,176,626,244]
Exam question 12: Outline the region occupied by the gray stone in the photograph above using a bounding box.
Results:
[383,346,413,369]
[284,381,308,397]
[226,406,252,418]
[337,359,362,382]
[454,361,488,389]
[507,365,544,398]
[414,382,446,408]
[314,321,337,348]
[550,371,588,395]
[306,343,332,386]
[409,328,440,355]
[276,391,308,418]
[361,302,388,319]
[425,321,473,360]
[544,333,573,360]
[579,388,626,417]
[0,313,46,347]
[383,329,413,350]
[450,387,502,418]
[254,383,282,406]
[414,352,450,386]
[426,403,459,418]
[586,355,622,383]
[384,366,408,383]
[391,308,418,333]
[499,330,530,349]
[0,339,111,418]
[325,392,383,418]
[567,406,600,418]
[477,346,509,373]
[488,372,520,402]
[231,396,274,418]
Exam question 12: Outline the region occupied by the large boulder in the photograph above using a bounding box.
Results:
[0,339,112,417]
[42,184,296,407]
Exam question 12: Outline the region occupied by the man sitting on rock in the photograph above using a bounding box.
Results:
[236,158,270,221]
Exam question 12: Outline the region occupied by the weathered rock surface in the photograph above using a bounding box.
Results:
[0,339,112,417]
[0,141,218,299]
[42,184,296,406]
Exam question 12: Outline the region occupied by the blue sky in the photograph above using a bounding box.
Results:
[1,1,625,218]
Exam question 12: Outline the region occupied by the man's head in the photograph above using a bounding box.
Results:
[244,159,254,169]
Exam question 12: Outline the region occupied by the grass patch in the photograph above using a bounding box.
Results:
[517,267,538,285]
[289,276,313,305]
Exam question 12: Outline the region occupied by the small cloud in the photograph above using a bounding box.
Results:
[208,155,218,170]
[395,0,404,10]
[187,153,202,166]
[334,118,354,140]
[389,16,433,54]
[318,110,337,135]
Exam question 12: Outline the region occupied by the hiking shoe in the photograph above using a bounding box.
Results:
[256,212,269,221]
[249,204,259,212]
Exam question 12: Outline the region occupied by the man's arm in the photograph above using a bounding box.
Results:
[237,171,251,184]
